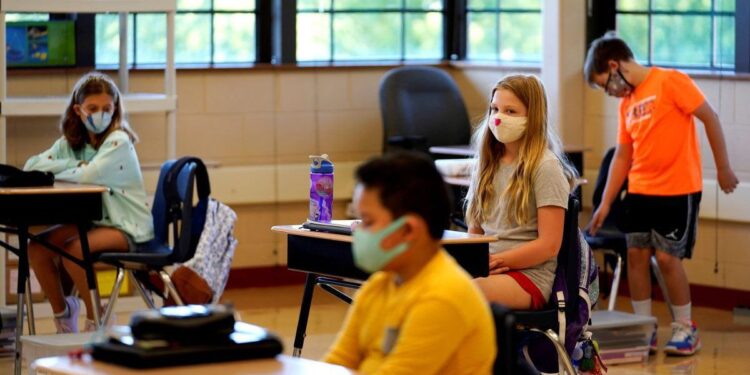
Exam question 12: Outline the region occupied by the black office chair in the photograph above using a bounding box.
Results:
[583,147,628,311]
[379,66,472,228]
[96,157,210,325]
[583,147,674,316]
[379,66,471,155]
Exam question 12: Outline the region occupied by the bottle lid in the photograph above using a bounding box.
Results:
[309,154,334,173]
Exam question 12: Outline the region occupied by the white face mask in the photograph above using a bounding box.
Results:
[489,112,527,143]
[81,109,113,134]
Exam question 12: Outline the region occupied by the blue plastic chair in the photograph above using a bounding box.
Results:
[96,158,209,324]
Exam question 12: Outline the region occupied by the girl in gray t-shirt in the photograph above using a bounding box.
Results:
[465,74,576,310]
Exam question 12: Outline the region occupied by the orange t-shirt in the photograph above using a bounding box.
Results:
[617,68,705,196]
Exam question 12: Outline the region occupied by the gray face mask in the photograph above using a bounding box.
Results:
[605,69,634,97]
[81,110,113,134]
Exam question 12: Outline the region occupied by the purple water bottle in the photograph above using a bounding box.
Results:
[309,154,334,223]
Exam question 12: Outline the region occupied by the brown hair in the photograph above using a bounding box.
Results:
[61,72,138,150]
[583,31,635,87]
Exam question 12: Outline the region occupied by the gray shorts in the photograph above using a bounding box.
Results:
[122,232,137,252]
[623,192,701,259]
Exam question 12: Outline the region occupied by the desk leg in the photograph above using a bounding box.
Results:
[77,223,102,327]
[14,225,29,375]
[293,273,317,358]
[25,280,36,334]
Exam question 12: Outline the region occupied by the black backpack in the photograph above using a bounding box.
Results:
[0,164,54,187]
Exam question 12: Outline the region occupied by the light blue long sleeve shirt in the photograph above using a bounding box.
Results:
[24,130,154,243]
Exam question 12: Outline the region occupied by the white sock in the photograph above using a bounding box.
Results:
[54,303,69,319]
[672,302,692,324]
[632,298,652,317]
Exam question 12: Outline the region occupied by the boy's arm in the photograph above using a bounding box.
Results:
[587,143,632,235]
[693,101,739,193]
[373,300,481,375]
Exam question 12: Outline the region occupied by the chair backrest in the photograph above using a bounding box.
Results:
[379,66,471,154]
[554,195,599,351]
[592,147,627,228]
[151,157,210,263]
[520,196,599,373]
[558,195,582,322]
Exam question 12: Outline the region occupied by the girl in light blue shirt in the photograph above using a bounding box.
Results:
[24,72,154,333]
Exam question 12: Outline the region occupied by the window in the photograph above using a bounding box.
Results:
[296,0,444,62]
[465,0,542,63]
[6,14,50,22]
[616,0,735,69]
[95,0,256,67]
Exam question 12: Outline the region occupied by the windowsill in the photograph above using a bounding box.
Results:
[682,69,750,81]
[6,60,545,75]
[7,61,450,75]
[448,60,541,72]
[9,61,746,81]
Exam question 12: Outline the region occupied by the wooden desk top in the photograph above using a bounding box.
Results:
[272,225,496,245]
[429,144,591,157]
[32,354,356,375]
[442,176,470,187]
[0,182,108,195]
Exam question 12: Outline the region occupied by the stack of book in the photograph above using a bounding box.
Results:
[0,307,16,357]
[589,310,656,365]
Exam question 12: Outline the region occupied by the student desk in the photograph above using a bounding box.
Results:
[429,144,590,175]
[32,354,357,374]
[431,144,589,199]
[0,182,107,375]
[271,225,496,357]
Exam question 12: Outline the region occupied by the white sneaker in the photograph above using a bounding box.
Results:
[82,305,117,332]
[664,320,701,356]
[53,296,80,334]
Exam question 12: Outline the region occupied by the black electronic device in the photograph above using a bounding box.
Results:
[91,305,283,368]
[301,220,359,235]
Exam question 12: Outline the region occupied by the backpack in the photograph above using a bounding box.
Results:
[179,198,238,304]
[521,201,601,373]
[161,157,238,305]
[0,163,54,187]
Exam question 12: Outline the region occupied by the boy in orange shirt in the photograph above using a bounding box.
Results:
[584,32,738,356]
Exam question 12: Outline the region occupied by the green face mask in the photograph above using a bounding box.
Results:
[352,216,409,273]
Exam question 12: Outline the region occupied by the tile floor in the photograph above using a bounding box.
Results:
[2,285,749,374]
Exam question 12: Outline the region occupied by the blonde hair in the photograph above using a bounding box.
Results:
[465,74,577,226]
[61,71,138,150]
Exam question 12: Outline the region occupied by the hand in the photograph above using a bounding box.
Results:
[77,160,88,167]
[586,204,610,236]
[489,254,509,275]
[717,167,739,194]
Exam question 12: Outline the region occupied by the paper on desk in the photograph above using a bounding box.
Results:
[435,159,476,177]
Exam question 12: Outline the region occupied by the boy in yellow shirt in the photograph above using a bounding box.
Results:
[323,151,496,374]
